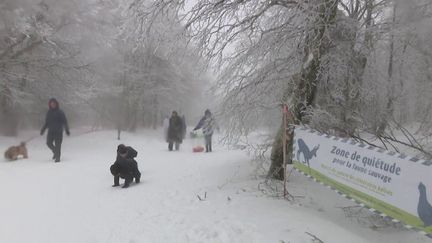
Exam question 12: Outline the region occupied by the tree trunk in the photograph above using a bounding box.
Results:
[268,0,338,180]
[128,101,138,132]
[377,3,397,135]
[152,95,159,129]
[117,126,121,140]
[0,83,18,136]
[268,122,294,180]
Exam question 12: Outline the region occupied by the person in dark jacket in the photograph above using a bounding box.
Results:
[167,111,183,151]
[110,144,141,188]
[40,98,70,162]
[193,109,218,152]
[116,144,138,159]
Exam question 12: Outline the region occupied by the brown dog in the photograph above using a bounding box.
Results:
[4,142,28,161]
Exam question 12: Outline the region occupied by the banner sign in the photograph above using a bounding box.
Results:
[293,126,432,235]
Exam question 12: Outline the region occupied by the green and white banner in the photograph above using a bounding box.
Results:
[293,127,432,235]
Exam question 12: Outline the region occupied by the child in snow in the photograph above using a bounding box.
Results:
[193,109,218,152]
[110,144,141,188]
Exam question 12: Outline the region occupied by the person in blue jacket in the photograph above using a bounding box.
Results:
[193,109,218,152]
[40,98,70,162]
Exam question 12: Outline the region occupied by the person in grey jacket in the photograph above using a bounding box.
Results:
[193,109,217,152]
[40,98,70,162]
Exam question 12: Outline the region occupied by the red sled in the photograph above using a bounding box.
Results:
[193,146,205,153]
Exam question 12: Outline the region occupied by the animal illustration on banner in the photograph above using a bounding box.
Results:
[296,138,320,168]
[418,182,432,227]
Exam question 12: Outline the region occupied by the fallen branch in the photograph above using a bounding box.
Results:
[197,192,207,201]
[305,232,324,243]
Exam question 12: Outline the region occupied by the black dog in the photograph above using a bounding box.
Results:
[110,144,141,188]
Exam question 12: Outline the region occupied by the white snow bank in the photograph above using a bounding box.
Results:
[0,130,428,243]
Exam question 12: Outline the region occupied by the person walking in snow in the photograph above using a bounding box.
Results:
[193,109,218,153]
[167,111,183,151]
[40,98,70,162]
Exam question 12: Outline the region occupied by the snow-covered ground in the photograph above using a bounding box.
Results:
[0,129,429,243]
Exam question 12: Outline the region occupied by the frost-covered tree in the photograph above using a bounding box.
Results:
[145,0,344,179]
[0,0,102,135]
[144,0,432,179]
[108,0,209,133]
[0,0,210,137]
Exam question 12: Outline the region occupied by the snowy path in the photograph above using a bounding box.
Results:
[0,130,428,243]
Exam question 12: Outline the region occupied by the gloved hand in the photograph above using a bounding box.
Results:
[40,130,44,136]
[66,130,70,136]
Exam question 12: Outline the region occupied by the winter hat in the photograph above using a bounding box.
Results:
[205,109,211,116]
[48,98,59,109]
[117,144,127,155]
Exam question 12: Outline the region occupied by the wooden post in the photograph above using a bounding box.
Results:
[283,104,288,197]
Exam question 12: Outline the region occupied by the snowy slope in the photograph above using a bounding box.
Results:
[0,130,429,243]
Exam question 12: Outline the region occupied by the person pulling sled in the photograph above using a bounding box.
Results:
[193,109,218,153]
